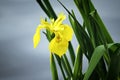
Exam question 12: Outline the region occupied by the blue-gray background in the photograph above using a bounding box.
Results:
[0,0,120,80]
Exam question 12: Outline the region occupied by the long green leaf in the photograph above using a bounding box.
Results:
[107,43,120,80]
[43,0,57,19]
[89,0,113,43]
[69,14,93,60]
[36,0,51,18]
[68,42,75,66]
[83,43,114,80]
[73,46,83,80]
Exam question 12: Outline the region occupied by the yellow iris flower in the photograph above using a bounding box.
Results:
[33,13,73,57]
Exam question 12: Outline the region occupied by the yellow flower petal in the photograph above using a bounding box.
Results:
[40,19,50,29]
[33,25,44,48]
[33,31,40,48]
[49,35,68,57]
[36,25,41,33]
[60,24,73,41]
[54,13,66,27]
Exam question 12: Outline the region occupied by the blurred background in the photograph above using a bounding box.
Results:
[0,0,120,80]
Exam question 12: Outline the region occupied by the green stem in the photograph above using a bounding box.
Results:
[50,54,59,80]
[54,55,66,80]
[63,55,72,77]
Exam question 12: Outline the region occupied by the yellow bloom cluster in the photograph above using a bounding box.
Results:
[33,13,73,57]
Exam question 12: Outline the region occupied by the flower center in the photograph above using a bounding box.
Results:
[56,35,62,43]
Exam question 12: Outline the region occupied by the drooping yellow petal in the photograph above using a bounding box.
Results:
[54,13,66,27]
[33,25,44,48]
[49,34,68,57]
[36,25,42,33]
[33,31,40,48]
[60,24,73,41]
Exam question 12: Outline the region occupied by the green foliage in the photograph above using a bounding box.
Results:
[36,0,120,80]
